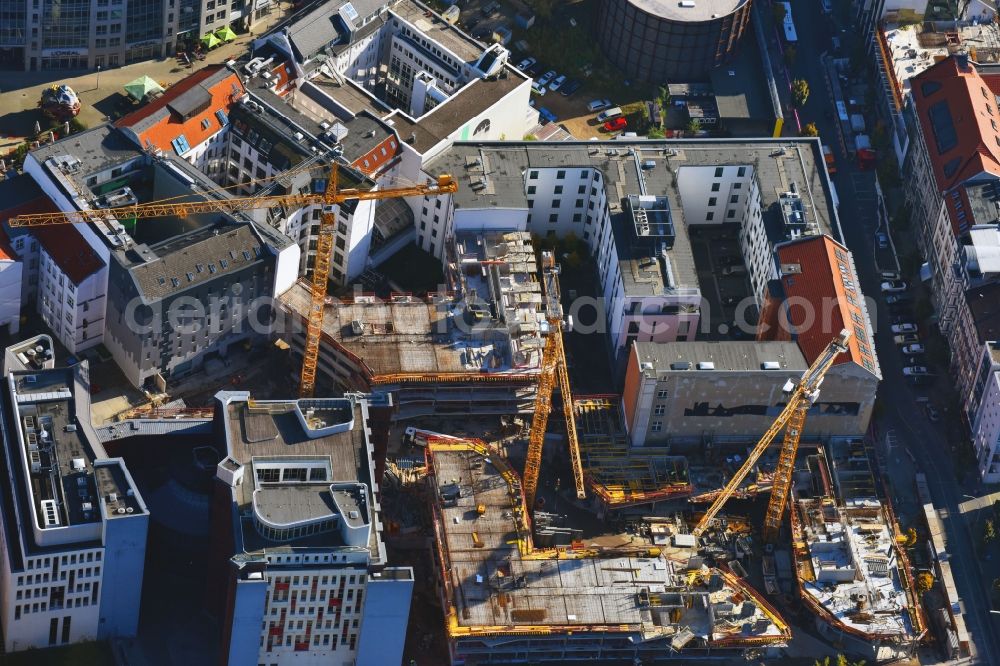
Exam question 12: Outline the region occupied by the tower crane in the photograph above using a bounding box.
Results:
[522,251,585,510]
[9,158,458,397]
[691,329,851,541]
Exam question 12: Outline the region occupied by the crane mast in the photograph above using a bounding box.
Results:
[9,158,458,399]
[522,252,585,510]
[691,330,850,540]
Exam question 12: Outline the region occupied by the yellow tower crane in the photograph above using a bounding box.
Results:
[9,160,457,397]
[522,251,585,510]
[691,329,851,541]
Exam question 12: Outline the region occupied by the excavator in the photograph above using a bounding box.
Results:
[521,251,585,511]
[691,329,851,541]
[9,152,458,398]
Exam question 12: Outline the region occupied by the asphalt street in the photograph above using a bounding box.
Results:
[784,0,1000,662]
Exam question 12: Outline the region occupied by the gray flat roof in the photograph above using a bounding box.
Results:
[221,396,380,556]
[633,340,807,374]
[629,0,747,22]
[390,0,486,64]
[30,124,141,175]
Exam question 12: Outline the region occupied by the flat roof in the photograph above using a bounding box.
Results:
[219,394,381,556]
[389,0,486,64]
[633,340,807,374]
[628,0,747,22]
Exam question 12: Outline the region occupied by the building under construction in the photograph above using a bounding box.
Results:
[790,443,925,662]
[576,396,693,515]
[425,438,791,664]
[277,231,546,418]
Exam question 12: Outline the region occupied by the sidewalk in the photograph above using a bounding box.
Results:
[0,4,293,155]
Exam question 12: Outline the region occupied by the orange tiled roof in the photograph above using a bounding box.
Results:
[116,65,244,155]
[775,235,878,376]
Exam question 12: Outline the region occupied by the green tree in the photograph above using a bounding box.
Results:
[814,655,867,666]
[658,85,670,109]
[647,127,666,139]
[686,118,702,133]
[801,122,819,137]
[791,79,810,108]
[984,519,997,545]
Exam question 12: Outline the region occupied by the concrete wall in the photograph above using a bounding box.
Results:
[0,259,22,336]
[226,575,268,666]
[97,505,148,639]
[972,371,1000,483]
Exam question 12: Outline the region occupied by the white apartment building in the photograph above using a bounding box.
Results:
[35,227,106,356]
[971,345,1000,483]
[425,139,841,370]
[209,391,412,666]
[0,364,148,652]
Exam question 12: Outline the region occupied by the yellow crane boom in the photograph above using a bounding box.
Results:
[691,329,850,539]
[9,160,458,398]
[522,252,585,510]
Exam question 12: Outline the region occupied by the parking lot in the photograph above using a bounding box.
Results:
[437,0,648,138]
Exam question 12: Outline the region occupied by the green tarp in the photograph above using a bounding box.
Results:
[215,25,238,42]
[123,75,164,101]
[201,32,221,49]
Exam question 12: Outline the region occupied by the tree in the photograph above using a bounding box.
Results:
[658,85,670,109]
[791,79,810,108]
[814,655,867,666]
[801,122,819,137]
[686,118,702,133]
[984,519,997,545]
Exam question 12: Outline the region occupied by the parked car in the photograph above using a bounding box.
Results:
[603,117,627,132]
[549,74,567,92]
[903,366,930,376]
[596,107,623,123]
[901,343,926,355]
[877,232,890,249]
[517,57,536,71]
[537,70,557,86]
[881,270,901,281]
[588,98,611,112]
[886,294,911,305]
[560,79,582,96]
[537,107,557,124]
[925,405,941,422]
[531,81,546,96]
[894,334,919,345]
[891,323,917,334]
[881,280,908,293]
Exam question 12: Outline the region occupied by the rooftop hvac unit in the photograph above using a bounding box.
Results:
[351,320,364,335]
[108,492,117,503]
[761,361,781,370]
[29,450,41,473]
[116,508,126,515]
[696,362,715,370]
[41,499,60,527]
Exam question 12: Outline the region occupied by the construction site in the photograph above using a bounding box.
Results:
[377,297,927,664]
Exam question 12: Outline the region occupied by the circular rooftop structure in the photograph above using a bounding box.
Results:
[595,0,752,83]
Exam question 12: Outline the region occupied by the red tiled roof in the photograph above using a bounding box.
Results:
[116,65,243,155]
[911,56,1000,235]
[32,224,104,285]
[0,177,60,262]
[774,235,878,375]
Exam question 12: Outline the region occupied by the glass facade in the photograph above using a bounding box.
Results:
[42,0,92,49]
[126,0,164,45]
[595,0,752,83]
[0,0,26,47]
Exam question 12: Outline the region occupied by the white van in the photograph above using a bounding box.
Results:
[596,107,623,122]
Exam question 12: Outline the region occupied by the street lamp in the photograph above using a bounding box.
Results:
[96,65,101,90]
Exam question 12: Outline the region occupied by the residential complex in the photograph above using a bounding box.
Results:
[0,363,148,651]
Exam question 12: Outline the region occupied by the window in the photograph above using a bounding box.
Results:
[727,209,736,219]
[737,166,746,177]
[714,167,723,177]
[578,185,586,194]
[711,182,720,192]
[657,389,668,398]
[729,195,738,204]
[706,212,714,221]
[572,213,582,222]
[653,405,665,415]
[556,170,566,179]
[651,421,662,432]
[708,197,717,206]
[528,170,538,179]
[527,185,536,194]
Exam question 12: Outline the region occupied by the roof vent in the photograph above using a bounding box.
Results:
[670,362,691,371]
[761,361,781,370]
[696,361,715,370]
